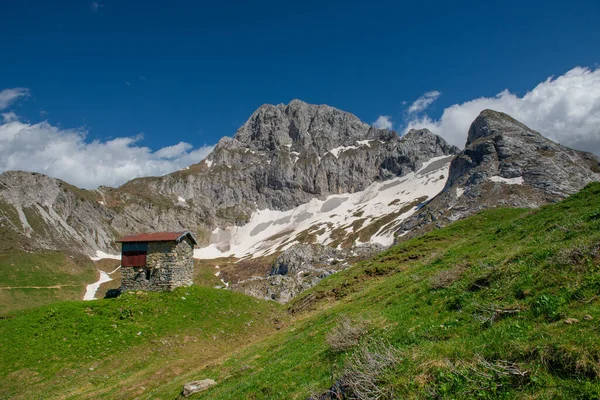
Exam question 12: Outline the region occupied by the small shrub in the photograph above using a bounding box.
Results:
[429,265,468,290]
[313,341,401,400]
[340,341,401,399]
[553,243,600,271]
[430,355,529,397]
[326,317,367,353]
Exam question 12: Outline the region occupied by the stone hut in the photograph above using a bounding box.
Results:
[116,231,197,292]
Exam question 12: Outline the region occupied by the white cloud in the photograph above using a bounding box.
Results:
[405,67,600,155]
[372,115,393,130]
[0,88,30,110]
[0,115,214,189]
[408,91,441,114]
[91,2,103,13]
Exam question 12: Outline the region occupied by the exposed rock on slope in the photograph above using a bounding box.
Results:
[396,109,600,238]
[0,171,115,253]
[230,243,384,303]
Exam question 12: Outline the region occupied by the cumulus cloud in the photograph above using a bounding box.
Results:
[0,88,30,110]
[408,90,441,114]
[405,67,600,155]
[0,114,214,189]
[372,115,393,130]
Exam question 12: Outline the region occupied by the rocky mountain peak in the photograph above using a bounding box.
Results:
[396,111,600,240]
[398,128,460,159]
[232,100,389,153]
[466,109,535,145]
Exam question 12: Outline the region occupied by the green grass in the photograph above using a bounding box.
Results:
[1,183,600,399]
[191,183,600,399]
[0,250,96,314]
[0,286,283,399]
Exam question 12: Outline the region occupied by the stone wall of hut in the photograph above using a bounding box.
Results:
[121,237,194,292]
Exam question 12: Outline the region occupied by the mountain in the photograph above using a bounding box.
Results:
[396,109,600,238]
[0,103,598,305]
[0,100,457,257]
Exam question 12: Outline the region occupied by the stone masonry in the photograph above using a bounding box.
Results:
[120,237,194,292]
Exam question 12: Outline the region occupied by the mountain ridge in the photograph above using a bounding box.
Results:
[1,103,598,305]
[0,100,458,257]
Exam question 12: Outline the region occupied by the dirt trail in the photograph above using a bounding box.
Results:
[0,285,78,289]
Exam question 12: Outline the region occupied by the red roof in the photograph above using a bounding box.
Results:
[116,231,198,245]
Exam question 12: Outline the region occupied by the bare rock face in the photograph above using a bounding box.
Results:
[150,100,458,214]
[270,244,343,276]
[230,243,385,303]
[396,109,600,238]
[0,171,117,253]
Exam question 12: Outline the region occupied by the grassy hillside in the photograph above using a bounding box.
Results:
[0,286,283,399]
[0,250,96,314]
[192,182,600,399]
[1,183,599,399]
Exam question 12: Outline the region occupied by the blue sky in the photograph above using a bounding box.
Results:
[1,0,599,188]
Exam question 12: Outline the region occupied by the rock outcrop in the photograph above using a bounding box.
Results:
[230,243,384,303]
[396,109,600,238]
[182,379,217,397]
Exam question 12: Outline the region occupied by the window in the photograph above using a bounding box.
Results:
[122,242,148,267]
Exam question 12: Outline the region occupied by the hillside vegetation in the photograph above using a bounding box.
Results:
[0,286,283,399]
[0,250,96,314]
[1,183,599,399]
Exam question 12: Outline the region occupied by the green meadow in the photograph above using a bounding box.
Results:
[1,183,599,399]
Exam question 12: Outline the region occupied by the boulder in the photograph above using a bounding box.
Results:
[182,379,217,397]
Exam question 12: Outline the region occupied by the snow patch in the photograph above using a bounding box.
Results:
[291,151,300,164]
[83,271,112,301]
[356,140,374,147]
[329,145,358,158]
[489,176,524,185]
[205,160,213,168]
[194,155,453,260]
[90,250,121,261]
[456,187,465,198]
[194,243,230,259]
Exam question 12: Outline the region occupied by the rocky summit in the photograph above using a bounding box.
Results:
[0,102,598,302]
[396,109,600,239]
